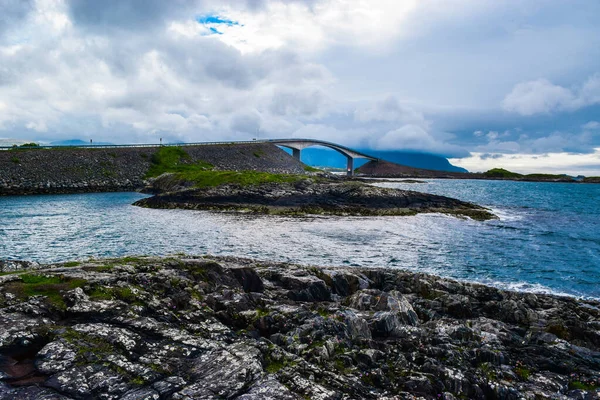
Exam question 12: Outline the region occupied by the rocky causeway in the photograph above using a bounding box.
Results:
[0,256,599,399]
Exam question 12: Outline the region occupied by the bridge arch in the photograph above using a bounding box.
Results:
[267,139,377,176]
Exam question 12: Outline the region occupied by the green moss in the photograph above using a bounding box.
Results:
[303,165,320,172]
[63,261,81,268]
[87,285,142,305]
[87,286,114,301]
[256,307,270,318]
[130,376,145,386]
[146,146,213,177]
[265,360,285,374]
[569,381,598,391]
[515,366,530,380]
[5,274,87,309]
[174,170,308,188]
[547,324,570,340]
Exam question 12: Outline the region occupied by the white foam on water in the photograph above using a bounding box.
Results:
[488,207,525,222]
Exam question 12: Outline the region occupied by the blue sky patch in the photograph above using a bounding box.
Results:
[197,14,240,36]
[197,15,239,27]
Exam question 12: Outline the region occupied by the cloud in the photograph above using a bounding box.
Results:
[583,121,600,130]
[0,0,599,175]
[371,125,469,158]
[0,0,34,36]
[503,74,600,115]
[451,148,600,176]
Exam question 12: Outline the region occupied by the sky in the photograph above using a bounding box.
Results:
[0,0,599,175]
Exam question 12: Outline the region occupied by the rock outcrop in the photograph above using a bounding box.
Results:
[135,177,497,220]
[1,256,599,399]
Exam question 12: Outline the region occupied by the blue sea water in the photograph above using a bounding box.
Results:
[1,179,599,299]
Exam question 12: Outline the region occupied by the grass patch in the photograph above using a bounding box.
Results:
[569,380,598,391]
[265,360,285,374]
[146,146,213,178]
[146,145,312,188]
[63,261,81,268]
[175,170,307,188]
[5,274,87,309]
[303,165,320,172]
[87,285,141,304]
[10,156,19,164]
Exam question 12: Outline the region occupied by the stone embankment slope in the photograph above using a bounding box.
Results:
[0,256,599,399]
[0,143,304,195]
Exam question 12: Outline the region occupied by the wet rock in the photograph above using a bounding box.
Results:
[280,273,331,302]
[235,377,300,399]
[176,342,263,398]
[120,387,160,400]
[232,267,265,293]
[0,256,598,399]
[35,341,76,374]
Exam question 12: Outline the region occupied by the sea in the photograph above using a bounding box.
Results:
[1,179,599,299]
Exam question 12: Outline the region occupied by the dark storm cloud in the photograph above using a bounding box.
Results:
[67,0,201,31]
[0,0,34,35]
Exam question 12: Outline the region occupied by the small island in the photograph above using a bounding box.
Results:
[133,147,496,221]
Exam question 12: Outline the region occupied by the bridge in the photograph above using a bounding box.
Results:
[0,138,378,176]
[266,139,378,176]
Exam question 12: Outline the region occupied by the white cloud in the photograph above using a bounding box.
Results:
[583,121,600,130]
[451,148,600,176]
[208,0,420,54]
[502,74,600,115]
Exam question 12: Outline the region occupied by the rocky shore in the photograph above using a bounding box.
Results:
[134,174,496,220]
[1,256,599,399]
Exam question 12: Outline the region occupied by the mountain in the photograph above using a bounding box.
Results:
[287,147,468,173]
[50,139,115,146]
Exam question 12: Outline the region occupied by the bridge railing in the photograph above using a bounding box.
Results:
[0,140,265,151]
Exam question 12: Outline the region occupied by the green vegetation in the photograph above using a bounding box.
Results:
[87,285,141,304]
[483,168,523,178]
[63,261,81,268]
[483,168,573,181]
[303,165,320,172]
[5,273,87,309]
[146,145,311,188]
[12,142,40,149]
[10,156,19,164]
[173,170,308,188]
[515,360,531,380]
[146,146,214,177]
[583,176,600,183]
[569,380,598,391]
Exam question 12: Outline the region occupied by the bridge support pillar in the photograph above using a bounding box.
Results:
[292,148,301,161]
[346,157,354,176]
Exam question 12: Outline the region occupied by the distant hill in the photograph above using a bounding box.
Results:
[356,160,471,178]
[289,147,468,173]
[50,139,115,146]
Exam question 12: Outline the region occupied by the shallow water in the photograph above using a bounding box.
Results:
[1,179,599,298]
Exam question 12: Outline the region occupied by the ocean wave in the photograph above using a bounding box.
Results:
[487,207,525,221]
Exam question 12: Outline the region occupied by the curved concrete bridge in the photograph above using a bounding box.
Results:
[266,138,378,176]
